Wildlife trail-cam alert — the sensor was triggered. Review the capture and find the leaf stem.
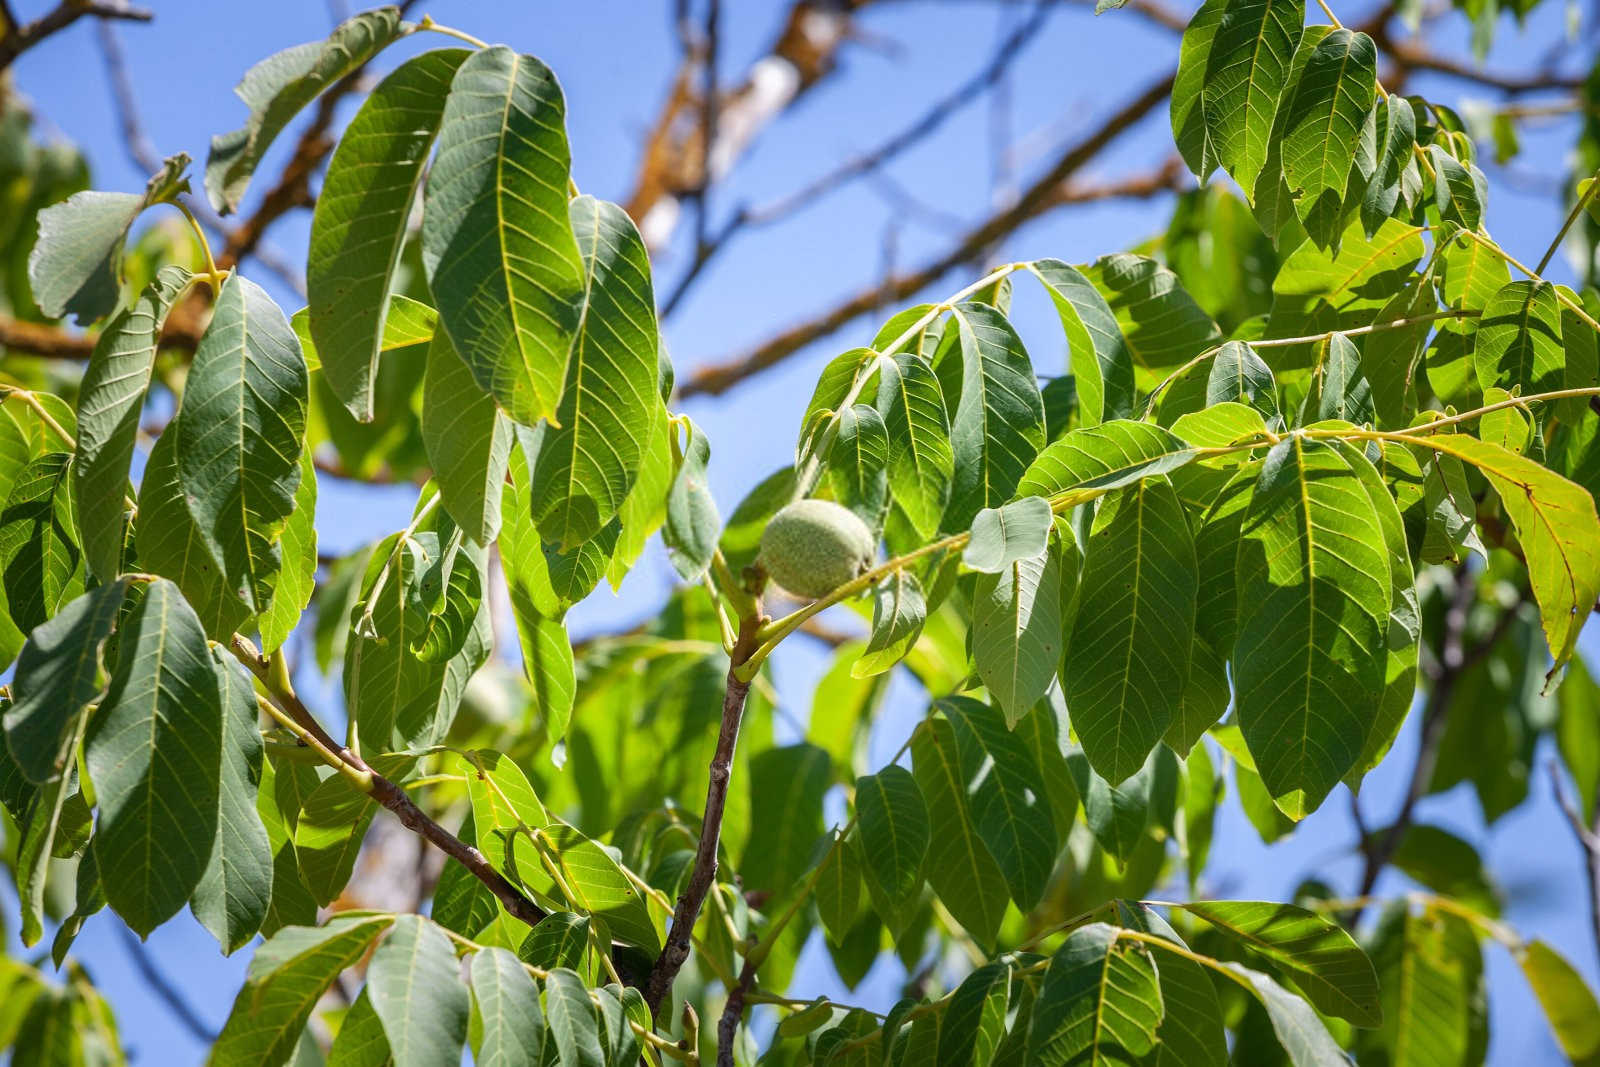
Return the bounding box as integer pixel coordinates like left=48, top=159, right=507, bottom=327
left=414, top=15, right=489, bottom=48
left=1536, top=165, right=1600, bottom=274
left=1464, top=228, right=1600, bottom=336
left=173, top=199, right=226, bottom=292
left=5, top=387, right=77, bottom=448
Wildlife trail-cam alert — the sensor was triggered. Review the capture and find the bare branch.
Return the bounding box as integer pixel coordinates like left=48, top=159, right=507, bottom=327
left=0, top=0, right=151, bottom=70
left=1374, top=28, right=1587, bottom=94
left=677, top=72, right=1175, bottom=399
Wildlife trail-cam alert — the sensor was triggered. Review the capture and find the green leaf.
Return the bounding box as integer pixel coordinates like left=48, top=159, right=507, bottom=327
left=74, top=266, right=191, bottom=580
left=422, top=46, right=585, bottom=428
left=1307, top=333, right=1373, bottom=424
left=368, top=915, right=470, bottom=1067
left=4, top=579, right=124, bottom=783
left=814, top=832, right=863, bottom=945
left=874, top=352, right=953, bottom=539
left=938, top=961, right=1011, bottom=1067
left=742, top=743, right=831, bottom=894
left=1233, top=436, right=1390, bottom=816
left=1280, top=29, right=1377, bottom=246
left=1168, top=634, right=1230, bottom=755
left=1364, top=902, right=1481, bottom=1067
left=545, top=968, right=604, bottom=1067
left=973, top=541, right=1062, bottom=727
left=0, top=452, right=82, bottom=634
left=206, top=9, right=409, bottom=213
left=422, top=332, right=512, bottom=545
left=175, top=273, right=309, bottom=614
left=521, top=607, right=576, bottom=744
left=938, top=302, right=1046, bottom=530
left=14, top=758, right=92, bottom=947
left=1016, top=420, right=1198, bottom=500
left=1207, top=341, right=1280, bottom=422
left=1180, top=899, right=1380, bottom=1025
left=853, top=570, right=926, bottom=678
left=1029, top=260, right=1135, bottom=425
left=1085, top=254, right=1223, bottom=374
left=1111, top=903, right=1227, bottom=1067
left=292, top=294, right=437, bottom=376
left=258, top=455, right=318, bottom=660
left=531, top=819, right=660, bottom=953
left=294, top=773, right=378, bottom=907
left=1067, top=744, right=1160, bottom=862
left=1268, top=218, right=1425, bottom=348
left=27, top=153, right=189, bottom=322
left=831, top=416, right=893, bottom=542
left=908, top=719, right=1009, bottom=949
left=1201, top=0, right=1304, bottom=194
left=662, top=419, right=720, bottom=580
left=1172, top=0, right=1227, bottom=179
left=1473, top=279, right=1565, bottom=396
left=937, top=696, right=1056, bottom=909
left=463, top=748, right=548, bottom=885
left=1429, top=145, right=1486, bottom=232
left=519, top=912, right=593, bottom=977
left=1430, top=434, right=1600, bottom=672
left=854, top=766, right=929, bottom=911
left=191, top=650, right=274, bottom=954
left=469, top=947, right=546, bottom=1067
left=528, top=196, right=662, bottom=548
left=328, top=990, right=391, bottom=1067
left=1067, top=478, right=1196, bottom=782
left=1026, top=923, right=1164, bottom=1064
left=210, top=914, right=394, bottom=1067
left=85, top=578, right=221, bottom=936
left=133, top=429, right=251, bottom=640
left=308, top=48, right=467, bottom=419
left=963, top=496, right=1052, bottom=573
left=1519, top=940, right=1600, bottom=1067
left=1382, top=824, right=1498, bottom=917
left=1362, top=94, right=1416, bottom=236
left=1224, top=962, right=1350, bottom=1067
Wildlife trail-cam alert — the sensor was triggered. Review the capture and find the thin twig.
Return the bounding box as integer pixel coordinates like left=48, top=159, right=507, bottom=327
left=1549, top=760, right=1600, bottom=974
left=677, top=71, right=1175, bottom=399
left=0, top=0, right=151, bottom=70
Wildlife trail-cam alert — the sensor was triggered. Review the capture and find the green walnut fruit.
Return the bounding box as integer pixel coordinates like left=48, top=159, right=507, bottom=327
left=758, top=499, right=877, bottom=599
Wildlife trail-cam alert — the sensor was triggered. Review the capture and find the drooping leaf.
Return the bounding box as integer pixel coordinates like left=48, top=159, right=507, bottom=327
left=293, top=772, right=378, bottom=907
left=207, top=9, right=409, bottom=213
left=964, top=496, right=1052, bottom=573
left=1201, top=0, right=1304, bottom=195
left=1429, top=435, right=1600, bottom=673
left=938, top=961, right=1012, bottom=1067
left=1362, top=94, right=1416, bottom=236
left=1473, top=279, right=1565, bottom=397
left=1519, top=940, right=1600, bottom=1067
left=469, top=947, right=546, bottom=1067
left=210, top=914, right=395, bottom=1067
left=1206, top=341, right=1280, bottom=422
left=328, top=990, right=391, bottom=1067
left=422, top=332, right=512, bottom=545
left=854, top=765, right=929, bottom=915
left=191, top=649, right=274, bottom=955
left=4, top=579, right=125, bottom=783
left=973, top=540, right=1062, bottom=727
left=828, top=403, right=891, bottom=531
left=938, top=302, right=1046, bottom=530
left=1181, top=899, right=1381, bottom=1025
left=1224, top=962, right=1351, bottom=1067
left=937, top=696, right=1056, bottom=909
left=1172, top=0, right=1229, bottom=179
left=1025, top=923, right=1164, bottom=1064
left=259, top=450, right=317, bottom=656
left=422, top=46, right=585, bottom=428
left=0, top=452, right=82, bottom=634
left=74, top=266, right=192, bottom=580
left=875, top=352, right=953, bottom=539
left=1029, top=260, right=1136, bottom=425
left=1429, top=144, right=1487, bottom=233
left=909, top=718, right=1009, bottom=950
left=545, top=968, right=604, bottom=1067
left=1307, top=333, right=1374, bottom=424
left=528, top=196, right=661, bottom=549
left=1280, top=29, right=1377, bottom=247
left=84, top=578, right=222, bottom=936
left=1067, top=744, right=1161, bottom=863
left=308, top=47, right=468, bottom=419
left=1066, top=478, right=1197, bottom=783
left=1233, top=436, right=1390, bottom=816
left=853, top=569, right=927, bottom=678
left=1364, top=902, right=1481, bottom=1067
left=662, top=419, right=720, bottom=579
left=367, top=915, right=471, bottom=1067
left=175, top=273, right=309, bottom=614
left=28, top=153, right=189, bottom=322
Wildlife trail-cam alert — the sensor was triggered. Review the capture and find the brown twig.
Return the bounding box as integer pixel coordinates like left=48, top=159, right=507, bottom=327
left=0, top=0, right=150, bottom=70
left=677, top=72, right=1175, bottom=399
left=716, top=959, right=757, bottom=1067
left=226, top=635, right=550, bottom=931
left=1550, top=760, right=1600, bottom=972
left=644, top=616, right=761, bottom=1020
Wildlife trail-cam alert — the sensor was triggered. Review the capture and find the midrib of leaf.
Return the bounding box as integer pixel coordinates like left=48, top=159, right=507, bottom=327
left=1295, top=436, right=1318, bottom=785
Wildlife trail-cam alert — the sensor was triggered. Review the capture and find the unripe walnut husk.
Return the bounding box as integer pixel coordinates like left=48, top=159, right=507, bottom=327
left=758, top=499, right=877, bottom=600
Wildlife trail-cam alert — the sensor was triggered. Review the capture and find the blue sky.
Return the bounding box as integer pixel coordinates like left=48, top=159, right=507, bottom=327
left=5, top=0, right=1599, bottom=1062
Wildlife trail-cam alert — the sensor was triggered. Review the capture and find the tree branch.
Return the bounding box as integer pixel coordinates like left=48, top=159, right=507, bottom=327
left=676, top=71, right=1175, bottom=399
left=644, top=616, right=761, bottom=1021
left=226, top=635, right=550, bottom=932
left=1550, top=760, right=1600, bottom=975
left=717, top=959, right=757, bottom=1067
left=0, top=0, right=150, bottom=70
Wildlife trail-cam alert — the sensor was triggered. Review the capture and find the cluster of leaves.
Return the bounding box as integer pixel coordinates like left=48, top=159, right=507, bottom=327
left=1, top=1, right=1600, bottom=1065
